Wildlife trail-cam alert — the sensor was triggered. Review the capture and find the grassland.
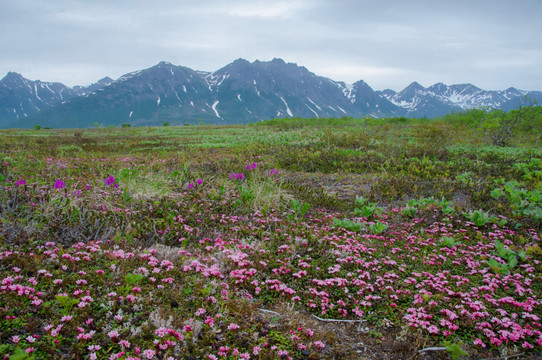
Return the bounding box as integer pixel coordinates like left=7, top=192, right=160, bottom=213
left=0, top=116, right=541, bottom=359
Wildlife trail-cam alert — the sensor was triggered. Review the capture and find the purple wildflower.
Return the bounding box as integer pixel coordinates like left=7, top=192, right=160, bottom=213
left=104, top=175, right=118, bottom=188
left=54, top=179, right=66, bottom=189
left=230, top=172, right=245, bottom=180
left=15, top=180, right=26, bottom=187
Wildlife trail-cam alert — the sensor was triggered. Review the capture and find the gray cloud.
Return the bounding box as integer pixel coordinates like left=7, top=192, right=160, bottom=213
left=1, top=0, right=541, bottom=91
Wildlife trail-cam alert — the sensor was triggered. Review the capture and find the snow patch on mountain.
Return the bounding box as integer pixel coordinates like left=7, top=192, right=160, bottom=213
left=280, top=96, right=293, bottom=117
left=212, top=100, right=221, bottom=118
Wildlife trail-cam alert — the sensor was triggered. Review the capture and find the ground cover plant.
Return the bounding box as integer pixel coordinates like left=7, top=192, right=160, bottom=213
left=1, top=115, right=541, bottom=359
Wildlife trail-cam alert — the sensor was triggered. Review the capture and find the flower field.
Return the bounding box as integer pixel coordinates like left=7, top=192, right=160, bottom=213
left=1, top=121, right=541, bottom=359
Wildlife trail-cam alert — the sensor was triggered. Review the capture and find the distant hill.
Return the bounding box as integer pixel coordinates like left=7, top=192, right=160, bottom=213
left=1, top=59, right=541, bottom=128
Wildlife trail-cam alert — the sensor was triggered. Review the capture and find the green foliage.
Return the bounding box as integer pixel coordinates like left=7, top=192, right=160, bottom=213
left=438, top=236, right=461, bottom=248
left=526, top=244, right=542, bottom=256
left=333, top=217, right=365, bottom=232
left=485, top=240, right=528, bottom=274
left=6, top=347, right=36, bottom=360
left=491, top=180, right=542, bottom=221
left=125, top=272, right=145, bottom=286
left=55, top=294, right=80, bottom=315
left=480, top=97, right=540, bottom=147
left=463, top=209, right=496, bottom=227
left=367, top=220, right=388, bottom=234
left=455, top=171, right=474, bottom=186
left=287, top=199, right=311, bottom=222
left=486, top=257, right=512, bottom=275
left=235, top=185, right=255, bottom=210
left=353, top=196, right=383, bottom=218
left=57, top=144, right=83, bottom=156
left=441, top=340, right=468, bottom=360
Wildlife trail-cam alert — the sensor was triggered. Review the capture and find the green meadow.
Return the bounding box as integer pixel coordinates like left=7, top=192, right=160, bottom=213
left=1, top=110, right=541, bottom=359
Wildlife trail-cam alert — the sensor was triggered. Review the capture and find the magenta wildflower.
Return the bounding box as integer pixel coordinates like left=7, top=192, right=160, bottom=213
left=230, top=172, right=245, bottom=180
left=54, top=179, right=66, bottom=189
left=104, top=175, right=118, bottom=188
left=15, top=179, right=26, bottom=187
left=196, top=178, right=203, bottom=185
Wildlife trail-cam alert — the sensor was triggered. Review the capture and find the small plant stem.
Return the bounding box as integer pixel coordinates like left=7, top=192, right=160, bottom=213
left=311, top=315, right=366, bottom=323
left=258, top=309, right=282, bottom=316
left=418, top=347, right=447, bottom=353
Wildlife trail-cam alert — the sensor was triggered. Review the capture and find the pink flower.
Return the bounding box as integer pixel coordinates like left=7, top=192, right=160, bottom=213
left=204, top=316, right=214, bottom=327
left=142, top=349, right=156, bottom=359
left=195, top=308, right=206, bottom=316
left=227, top=323, right=240, bottom=330
left=25, top=336, right=36, bottom=343
left=474, top=338, right=486, bottom=347
left=313, top=341, right=325, bottom=350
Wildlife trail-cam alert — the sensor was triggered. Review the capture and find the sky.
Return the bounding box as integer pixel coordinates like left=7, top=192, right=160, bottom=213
left=1, top=0, right=541, bottom=91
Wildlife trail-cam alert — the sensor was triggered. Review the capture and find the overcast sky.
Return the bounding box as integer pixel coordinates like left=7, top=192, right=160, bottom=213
left=1, top=0, right=541, bottom=91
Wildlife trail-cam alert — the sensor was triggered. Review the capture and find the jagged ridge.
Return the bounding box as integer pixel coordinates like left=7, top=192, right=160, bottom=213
left=1, top=59, right=540, bottom=128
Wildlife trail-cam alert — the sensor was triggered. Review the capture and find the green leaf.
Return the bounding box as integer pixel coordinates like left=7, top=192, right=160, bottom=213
left=508, top=256, right=518, bottom=269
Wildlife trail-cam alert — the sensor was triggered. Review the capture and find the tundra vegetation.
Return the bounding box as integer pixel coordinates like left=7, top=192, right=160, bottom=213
left=1, top=108, right=542, bottom=359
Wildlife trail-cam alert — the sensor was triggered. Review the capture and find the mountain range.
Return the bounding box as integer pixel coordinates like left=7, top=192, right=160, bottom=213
left=1, top=58, right=540, bottom=128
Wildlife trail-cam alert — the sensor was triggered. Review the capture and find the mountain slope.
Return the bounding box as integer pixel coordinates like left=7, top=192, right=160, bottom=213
left=208, top=58, right=381, bottom=122
left=0, top=72, right=79, bottom=126
left=22, top=59, right=406, bottom=128
left=379, top=82, right=537, bottom=118
left=0, top=72, right=113, bottom=127
left=24, top=62, right=218, bottom=128
left=2, top=59, right=540, bottom=128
